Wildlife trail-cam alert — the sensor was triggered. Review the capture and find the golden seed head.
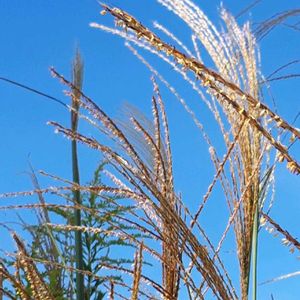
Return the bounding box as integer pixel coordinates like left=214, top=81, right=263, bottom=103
left=277, top=153, right=285, bottom=163
left=290, top=134, right=296, bottom=143
left=286, top=161, right=299, bottom=174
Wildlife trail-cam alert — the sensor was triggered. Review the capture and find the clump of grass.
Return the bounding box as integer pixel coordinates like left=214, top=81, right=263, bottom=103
left=0, top=1, right=299, bottom=299
left=91, top=3, right=299, bottom=298
left=49, top=68, right=236, bottom=299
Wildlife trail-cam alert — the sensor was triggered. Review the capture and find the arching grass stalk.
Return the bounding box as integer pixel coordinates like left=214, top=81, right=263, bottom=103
left=71, top=48, right=84, bottom=300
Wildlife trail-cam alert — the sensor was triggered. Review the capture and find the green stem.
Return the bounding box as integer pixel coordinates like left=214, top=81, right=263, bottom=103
left=71, top=48, right=84, bottom=300
left=251, top=203, right=259, bottom=300
left=72, top=139, right=84, bottom=300
left=250, top=167, right=273, bottom=299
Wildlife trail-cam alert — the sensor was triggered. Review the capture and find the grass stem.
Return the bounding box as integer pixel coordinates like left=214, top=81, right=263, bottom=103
left=71, top=48, right=85, bottom=300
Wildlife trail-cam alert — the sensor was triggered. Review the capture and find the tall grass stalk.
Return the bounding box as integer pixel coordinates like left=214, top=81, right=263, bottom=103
left=71, top=49, right=84, bottom=300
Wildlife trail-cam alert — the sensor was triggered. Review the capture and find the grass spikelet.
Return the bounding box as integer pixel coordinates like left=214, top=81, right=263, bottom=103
left=131, top=242, right=143, bottom=300
left=0, top=261, right=31, bottom=300
left=12, top=233, right=55, bottom=300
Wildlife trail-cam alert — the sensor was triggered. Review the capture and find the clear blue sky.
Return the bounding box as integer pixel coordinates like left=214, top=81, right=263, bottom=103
left=1, top=0, right=299, bottom=298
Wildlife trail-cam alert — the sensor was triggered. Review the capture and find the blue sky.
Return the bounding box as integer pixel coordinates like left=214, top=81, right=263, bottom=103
left=1, top=0, right=300, bottom=298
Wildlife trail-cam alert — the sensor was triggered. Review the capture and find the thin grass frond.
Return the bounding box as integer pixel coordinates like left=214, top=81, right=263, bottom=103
left=261, top=212, right=300, bottom=253
left=255, top=9, right=300, bottom=40
left=260, top=270, right=300, bottom=285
